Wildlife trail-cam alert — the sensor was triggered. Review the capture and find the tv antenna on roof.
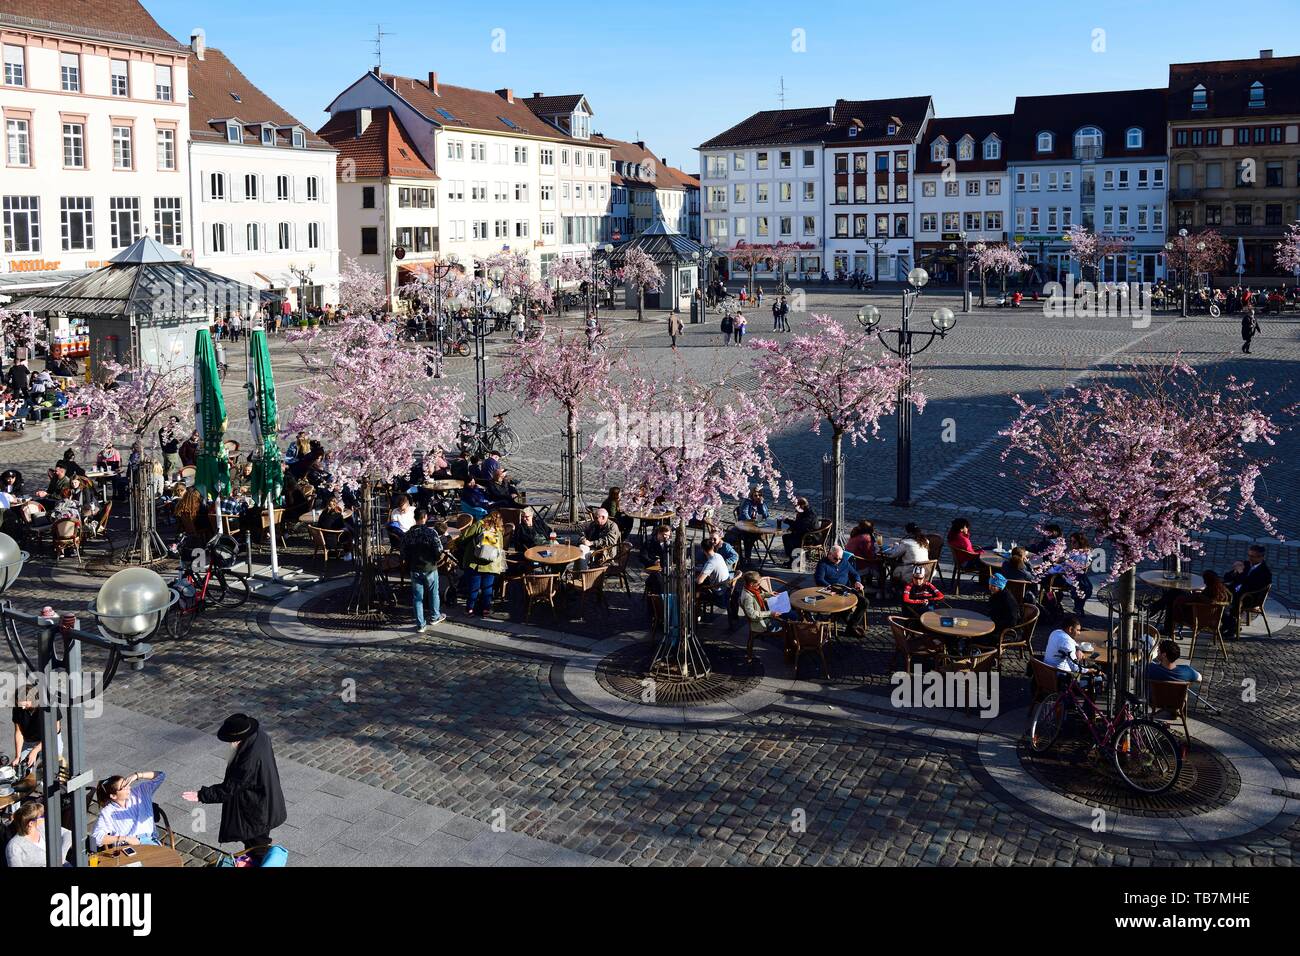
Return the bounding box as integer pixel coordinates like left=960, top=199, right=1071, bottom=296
left=778, top=76, right=786, bottom=109
left=373, top=24, right=394, bottom=73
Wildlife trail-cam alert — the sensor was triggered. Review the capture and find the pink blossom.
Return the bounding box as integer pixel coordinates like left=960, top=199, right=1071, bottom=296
left=1275, top=222, right=1300, bottom=274
left=74, top=358, right=188, bottom=455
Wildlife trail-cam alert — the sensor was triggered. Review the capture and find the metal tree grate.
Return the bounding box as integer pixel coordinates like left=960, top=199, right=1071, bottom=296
left=297, top=588, right=398, bottom=632
left=1016, top=733, right=1240, bottom=817
left=596, top=642, right=763, bottom=707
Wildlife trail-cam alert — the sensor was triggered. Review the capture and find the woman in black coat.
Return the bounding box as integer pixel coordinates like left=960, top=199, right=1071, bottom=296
left=182, top=714, right=287, bottom=855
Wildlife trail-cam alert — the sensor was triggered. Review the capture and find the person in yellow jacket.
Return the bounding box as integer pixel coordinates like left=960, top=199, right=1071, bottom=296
left=459, top=507, right=507, bottom=618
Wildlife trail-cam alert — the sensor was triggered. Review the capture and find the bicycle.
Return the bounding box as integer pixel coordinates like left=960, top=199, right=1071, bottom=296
left=163, top=534, right=249, bottom=639
left=1028, top=669, right=1182, bottom=794
left=456, top=412, right=518, bottom=458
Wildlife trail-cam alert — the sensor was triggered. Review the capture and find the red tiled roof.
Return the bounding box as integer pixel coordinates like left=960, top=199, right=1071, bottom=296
left=699, top=106, right=835, bottom=149
left=317, top=108, right=437, bottom=180
left=378, top=73, right=579, bottom=143
left=0, top=0, right=183, bottom=48
left=189, top=47, right=330, bottom=149
left=1008, top=88, right=1167, bottom=161
left=914, top=114, right=1013, bottom=173
left=593, top=133, right=685, bottom=190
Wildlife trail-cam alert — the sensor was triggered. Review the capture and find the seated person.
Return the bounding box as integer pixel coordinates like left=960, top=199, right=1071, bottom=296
left=4, top=800, right=72, bottom=868
left=900, top=565, right=945, bottom=618
left=317, top=497, right=354, bottom=561
left=581, top=508, right=622, bottom=560
left=58, top=449, right=86, bottom=479
left=1223, top=544, right=1272, bottom=624
left=469, top=454, right=501, bottom=485
left=601, top=486, right=635, bottom=540
left=511, top=507, right=553, bottom=562
left=0, top=468, right=23, bottom=496
left=1001, top=547, right=1039, bottom=603
left=484, top=468, right=522, bottom=506
left=813, top=545, right=868, bottom=635
left=778, top=497, right=820, bottom=565
left=1169, top=569, right=1230, bottom=628
left=735, top=487, right=770, bottom=565
left=460, top=479, right=494, bottom=513
left=886, top=524, right=931, bottom=585
left=1042, top=615, right=1098, bottom=688
left=36, top=463, right=71, bottom=501
left=389, top=494, right=416, bottom=536
left=91, top=771, right=167, bottom=849
left=738, top=570, right=784, bottom=635
left=1145, top=639, right=1202, bottom=685
left=987, top=573, right=1022, bottom=633
left=641, top=524, right=672, bottom=594
left=697, top=530, right=738, bottom=576
left=694, top=539, right=731, bottom=615
left=845, top=520, right=877, bottom=562
left=445, top=452, right=471, bottom=482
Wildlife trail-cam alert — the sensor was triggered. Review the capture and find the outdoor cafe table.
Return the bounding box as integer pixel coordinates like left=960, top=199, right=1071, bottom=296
left=524, top=544, right=584, bottom=569
left=625, top=509, right=674, bottom=536
left=791, top=587, right=858, bottom=619
left=1138, top=570, right=1205, bottom=593
left=84, top=469, right=117, bottom=503
left=980, top=552, right=1006, bottom=570
left=1078, top=628, right=1112, bottom=667
left=919, top=610, right=996, bottom=643
left=734, top=519, right=780, bottom=566
left=90, top=845, right=184, bottom=868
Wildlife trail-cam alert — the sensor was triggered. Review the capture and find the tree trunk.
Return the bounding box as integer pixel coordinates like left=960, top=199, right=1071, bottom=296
left=637, top=289, right=644, bottom=321
left=650, top=519, right=710, bottom=680
left=347, top=477, right=392, bottom=614
left=564, top=409, right=579, bottom=523
left=121, top=456, right=166, bottom=566
left=1115, top=566, right=1137, bottom=711
left=980, top=269, right=987, bottom=307
left=828, top=430, right=845, bottom=545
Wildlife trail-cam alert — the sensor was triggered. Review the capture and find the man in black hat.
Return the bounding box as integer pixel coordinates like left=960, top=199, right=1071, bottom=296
left=181, top=714, right=287, bottom=858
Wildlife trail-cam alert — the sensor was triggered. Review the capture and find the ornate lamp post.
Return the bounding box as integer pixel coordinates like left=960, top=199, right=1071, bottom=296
left=857, top=267, right=956, bottom=506
left=590, top=243, right=614, bottom=320
left=289, top=262, right=315, bottom=327
left=426, top=258, right=456, bottom=380
left=971, top=240, right=988, bottom=306
left=448, top=287, right=512, bottom=429
left=0, top=536, right=174, bottom=867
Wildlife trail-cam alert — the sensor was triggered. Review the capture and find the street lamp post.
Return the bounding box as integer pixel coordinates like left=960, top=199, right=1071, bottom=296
left=972, top=241, right=987, bottom=307
left=590, top=243, right=613, bottom=322
left=857, top=267, right=956, bottom=507
left=0, top=538, right=174, bottom=867
left=449, top=286, right=512, bottom=429
left=427, top=258, right=456, bottom=380
left=289, top=262, right=315, bottom=328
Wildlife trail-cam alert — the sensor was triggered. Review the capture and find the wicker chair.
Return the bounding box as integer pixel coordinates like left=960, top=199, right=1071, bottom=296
left=976, top=605, right=1039, bottom=667
left=888, top=615, right=944, bottom=673
left=522, top=573, right=559, bottom=622
left=607, top=541, right=633, bottom=592
left=799, top=520, right=834, bottom=566
left=565, top=567, right=608, bottom=616
left=1236, top=585, right=1273, bottom=639
left=309, top=524, right=349, bottom=563
left=82, top=501, right=114, bottom=560
left=1148, top=679, right=1192, bottom=750
left=923, top=533, right=944, bottom=563
left=785, top=619, right=832, bottom=679
left=51, top=518, right=83, bottom=563
left=1029, top=657, right=1062, bottom=708
left=1003, top=578, right=1034, bottom=608
left=1181, top=601, right=1230, bottom=661
left=947, top=543, right=983, bottom=594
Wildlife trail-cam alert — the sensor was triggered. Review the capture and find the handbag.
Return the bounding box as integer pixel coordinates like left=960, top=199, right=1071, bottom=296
left=476, top=542, right=500, bottom=563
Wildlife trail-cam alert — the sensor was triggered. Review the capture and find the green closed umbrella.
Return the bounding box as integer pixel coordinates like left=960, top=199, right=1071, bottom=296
left=246, top=328, right=283, bottom=577
left=193, top=328, right=230, bottom=503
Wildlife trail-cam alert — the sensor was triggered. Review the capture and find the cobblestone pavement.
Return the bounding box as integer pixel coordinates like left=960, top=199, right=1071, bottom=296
left=5, top=283, right=1299, bottom=865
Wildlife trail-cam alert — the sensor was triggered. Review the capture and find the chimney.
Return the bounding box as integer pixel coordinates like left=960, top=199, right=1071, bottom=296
left=661, top=157, right=668, bottom=167
left=428, top=71, right=439, bottom=95
left=828, top=106, right=834, bottom=123
left=190, top=27, right=206, bottom=61
left=384, top=76, right=396, bottom=90
left=495, top=88, right=514, bottom=104
left=357, top=108, right=373, bottom=136
left=1260, top=49, right=1274, bottom=59
left=635, top=140, right=645, bottom=150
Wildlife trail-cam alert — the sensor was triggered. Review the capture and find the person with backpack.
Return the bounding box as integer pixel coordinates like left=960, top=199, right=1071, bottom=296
left=403, top=508, right=446, bottom=632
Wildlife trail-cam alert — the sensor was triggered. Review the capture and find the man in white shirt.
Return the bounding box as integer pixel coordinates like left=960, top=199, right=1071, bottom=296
left=696, top=539, right=731, bottom=586
left=1043, top=614, right=1085, bottom=673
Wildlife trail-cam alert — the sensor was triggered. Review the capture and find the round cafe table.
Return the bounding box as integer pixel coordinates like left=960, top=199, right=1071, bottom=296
left=980, top=552, right=1006, bottom=569
left=422, top=480, right=465, bottom=492
left=1138, top=570, right=1205, bottom=592
left=1077, top=628, right=1112, bottom=667
left=791, top=587, right=858, bottom=617
left=524, top=544, right=584, bottom=568
left=91, top=844, right=184, bottom=868
left=626, top=510, right=674, bottom=536
left=734, top=519, right=780, bottom=566
left=920, top=610, right=996, bottom=642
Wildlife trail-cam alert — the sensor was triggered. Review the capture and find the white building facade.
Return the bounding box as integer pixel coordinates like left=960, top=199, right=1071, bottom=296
left=186, top=31, right=338, bottom=311
left=1, top=2, right=191, bottom=304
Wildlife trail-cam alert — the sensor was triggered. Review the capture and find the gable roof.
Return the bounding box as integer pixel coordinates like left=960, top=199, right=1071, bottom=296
left=317, top=108, right=437, bottom=180
left=522, top=93, right=587, bottom=117
left=824, top=95, right=933, bottom=145
left=699, top=106, right=836, bottom=149
left=915, top=113, right=1013, bottom=173
left=189, top=47, right=331, bottom=149
left=0, top=0, right=184, bottom=50
left=376, top=73, right=582, bottom=143
left=1168, top=54, right=1300, bottom=121
left=1008, top=88, right=1167, bottom=161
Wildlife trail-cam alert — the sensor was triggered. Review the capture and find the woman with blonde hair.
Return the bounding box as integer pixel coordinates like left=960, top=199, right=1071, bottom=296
left=459, top=507, right=507, bottom=618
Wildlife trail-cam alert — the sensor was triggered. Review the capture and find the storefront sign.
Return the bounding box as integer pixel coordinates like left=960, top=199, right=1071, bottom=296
left=7, top=258, right=61, bottom=272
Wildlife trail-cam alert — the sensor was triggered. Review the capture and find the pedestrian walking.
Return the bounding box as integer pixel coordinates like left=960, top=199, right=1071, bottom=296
left=771, top=298, right=781, bottom=331
left=668, top=312, right=683, bottom=350
left=1241, top=308, right=1260, bottom=354
left=404, top=508, right=446, bottom=632
left=756, top=286, right=764, bottom=308
left=720, top=310, right=734, bottom=346
left=181, top=714, right=287, bottom=861
left=779, top=297, right=791, bottom=332
left=733, top=312, right=747, bottom=346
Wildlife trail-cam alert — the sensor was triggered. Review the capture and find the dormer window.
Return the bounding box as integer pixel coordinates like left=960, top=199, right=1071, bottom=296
left=957, top=136, right=974, bottom=161
left=1248, top=81, right=1264, bottom=108
left=1036, top=131, right=1054, bottom=153
left=1073, top=126, right=1103, bottom=159
left=225, top=122, right=241, bottom=144
left=1191, top=84, right=1207, bottom=110
left=292, top=129, right=305, bottom=149
left=848, top=126, right=858, bottom=138
left=931, top=139, right=948, bottom=162
left=1125, top=127, right=1143, bottom=149
left=261, top=126, right=274, bottom=146
left=886, top=123, right=898, bottom=135
left=983, top=136, right=1000, bottom=160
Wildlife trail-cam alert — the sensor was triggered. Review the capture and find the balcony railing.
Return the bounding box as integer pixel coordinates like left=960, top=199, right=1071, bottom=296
left=1074, top=145, right=1103, bottom=161
left=703, top=166, right=729, bottom=180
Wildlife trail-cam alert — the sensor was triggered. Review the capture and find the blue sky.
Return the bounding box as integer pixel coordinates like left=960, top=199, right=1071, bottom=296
left=147, top=0, right=1299, bottom=173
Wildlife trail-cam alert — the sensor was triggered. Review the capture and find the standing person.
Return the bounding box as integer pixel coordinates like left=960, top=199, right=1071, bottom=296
left=404, top=508, right=446, bottom=633
left=771, top=297, right=782, bottom=331
left=720, top=310, right=734, bottom=346
left=158, top=416, right=183, bottom=480
left=1241, top=308, right=1260, bottom=354
left=181, top=714, right=287, bottom=860
left=733, top=311, right=747, bottom=346
left=779, top=297, right=791, bottom=332
left=668, top=311, right=683, bottom=351
left=459, top=507, right=506, bottom=618
left=756, top=285, right=764, bottom=308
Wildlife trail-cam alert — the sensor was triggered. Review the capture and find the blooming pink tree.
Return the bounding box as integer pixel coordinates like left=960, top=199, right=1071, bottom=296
left=1275, top=222, right=1300, bottom=275
left=493, top=329, right=617, bottom=521
left=400, top=257, right=463, bottom=315
left=971, top=242, right=1030, bottom=301
left=750, top=314, right=921, bottom=539
left=338, top=255, right=389, bottom=318
left=1063, top=226, right=1126, bottom=283
left=548, top=255, right=589, bottom=316
left=1166, top=228, right=1232, bottom=282
left=477, top=251, right=552, bottom=315
left=596, top=368, right=783, bottom=677
left=288, top=316, right=464, bottom=609
left=616, top=247, right=664, bottom=321
left=1001, top=360, right=1284, bottom=687
left=73, top=357, right=189, bottom=563
left=0, top=308, right=48, bottom=362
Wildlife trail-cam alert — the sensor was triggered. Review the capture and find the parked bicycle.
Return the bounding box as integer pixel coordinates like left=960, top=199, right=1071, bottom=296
left=456, top=411, right=518, bottom=458
left=163, top=534, right=249, bottom=639
left=1029, top=671, right=1182, bottom=794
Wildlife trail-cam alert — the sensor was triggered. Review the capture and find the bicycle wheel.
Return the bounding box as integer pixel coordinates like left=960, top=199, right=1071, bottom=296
left=454, top=341, right=470, bottom=357
left=495, top=426, right=518, bottom=456
left=163, top=584, right=198, bottom=639
left=1209, top=303, right=1221, bottom=318
left=1028, top=693, right=1065, bottom=752
left=1112, top=719, right=1182, bottom=794
left=212, top=571, right=250, bottom=609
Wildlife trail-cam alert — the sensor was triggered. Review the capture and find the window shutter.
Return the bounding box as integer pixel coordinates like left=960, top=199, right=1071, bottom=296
left=294, top=176, right=307, bottom=203
left=200, top=173, right=210, bottom=202
left=200, top=222, right=209, bottom=255
left=233, top=221, right=246, bottom=254
left=230, top=171, right=242, bottom=202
